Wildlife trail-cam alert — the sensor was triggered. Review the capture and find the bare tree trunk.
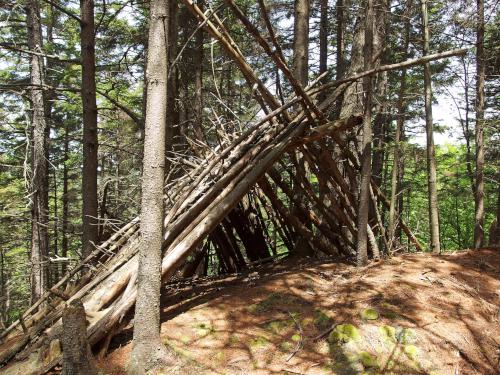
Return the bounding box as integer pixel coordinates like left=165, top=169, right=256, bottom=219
left=81, top=0, right=99, bottom=259
left=26, top=0, right=49, bottom=302
left=388, top=10, right=410, bottom=252
left=61, top=300, right=97, bottom=375
left=128, top=0, right=175, bottom=372
left=490, top=183, right=500, bottom=246
left=292, top=0, right=309, bottom=86
left=319, top=0, right=328, bottom=77
left=336, top=0, right=344, bottom=80
left=421, top=0, right=440, bottom=254
left=461, top=59, right=475, bottom=194
left=62, top=122, right=70, bottom=275
left=291, top=0, right=312, bottom=255
left=356, top=0, right=374, bottom=266
left=193, top=0, right=205, bottom=144
left=474, top=0, right=485, bottom=249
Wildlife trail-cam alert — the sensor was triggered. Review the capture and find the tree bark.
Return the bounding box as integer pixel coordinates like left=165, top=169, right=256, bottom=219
left=81, top=0, right=99, bottom=259
left=26, top=0, right=50, bottom=303
left=421, top=0, right=441, bottom=253
left=356, top=0, right=374, bottom=266
left=62, top=122, right=70, bottom=275
left=61, top=299, right=97, bottom=375
left=388, top=10, right=410, bottom=253
left=336, top=0, right=344, bottom=80
left=319, top=0, right=328, bottom=77
left=474, top=0, right=485, bottom=249
left=193, top=0, right=205, bottom=144
left=128, top=0, right=175, bottom=372
left=292, top=0, right=309, bottom=86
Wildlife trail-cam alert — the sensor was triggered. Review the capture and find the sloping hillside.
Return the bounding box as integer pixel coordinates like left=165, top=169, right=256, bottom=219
left=99, top=249, right=499, bottom=375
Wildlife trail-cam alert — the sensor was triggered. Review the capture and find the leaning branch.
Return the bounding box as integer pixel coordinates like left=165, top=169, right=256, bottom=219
left=42, top=0, right=82, bottom=24
left=311, top=48, right=468, bottom=95
left=0, top=43, right=80, bottom=64
left=96, top=89, right=144, bottom=128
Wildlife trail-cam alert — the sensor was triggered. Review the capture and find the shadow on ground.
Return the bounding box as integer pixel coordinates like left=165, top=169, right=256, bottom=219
left=101, top=249, right=500, bottom=375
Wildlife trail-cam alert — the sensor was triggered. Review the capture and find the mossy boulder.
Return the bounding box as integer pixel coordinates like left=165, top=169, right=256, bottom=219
left=360, top=308, right=379, bottom=320
left=328, top=324, right=361, bottom=344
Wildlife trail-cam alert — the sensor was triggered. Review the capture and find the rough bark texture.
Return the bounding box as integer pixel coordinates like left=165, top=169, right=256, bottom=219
left=474, top=0, right=485, bottom=249
left=128, top=0, right=175, bottom=372
left=421, top=0, right=440, bottom=253
left=61, top=299, right=97, bottom=375
left=292, top=0, right=309, bottom=86
left=388, top=10, right=410, bottom=252
left=26, top=0, right=49, bottom=303
left=319, top=0, right=328, bottom=77
left=356, top=0, right=374, bottom=266
left=193, top=0, right=205, bottom=145
left=81, top=0, right=99, bottom=259
left=335, top=0, right=344, bottom=80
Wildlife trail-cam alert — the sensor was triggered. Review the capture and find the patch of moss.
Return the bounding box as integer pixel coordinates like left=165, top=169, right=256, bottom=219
left=280, top=341, right=294, bottom=351
left=360, top=308, right=379, bottom=320
left=379, top=325, right=397, bottom=343
left=249, top=336, right=269, bottom=348
left=314, top=309, right=333, bottom=330
left=246, top=304, right=258, bottom=313
left=404, top=345, right=418, bottom=360
left=266, top=319, right=292, bottom=334
left=301, top=317, right=314, bottom=327
left=328, top=324, right=360, bottom=344
left=180, top=335, right=191, bottom=344
left=229, top=335, right=240, bottom=345
left=215, top=351, right=226, bottom=362
left=195, top=322, right=216, bottom=336
left=398, top=327, right=417, bottom=344
left=358, top=351, right=378, bottom=368
left=381, top=308, right=399, bottom=320
left=291, top=333, right=301, bottom=342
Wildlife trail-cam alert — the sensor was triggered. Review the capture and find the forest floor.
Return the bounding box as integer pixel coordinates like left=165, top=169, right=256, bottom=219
left=99, top=249, right=500, bottom=375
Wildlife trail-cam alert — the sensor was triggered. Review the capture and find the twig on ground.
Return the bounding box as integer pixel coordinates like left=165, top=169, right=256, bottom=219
left=285, top=310, right=304, bottom=362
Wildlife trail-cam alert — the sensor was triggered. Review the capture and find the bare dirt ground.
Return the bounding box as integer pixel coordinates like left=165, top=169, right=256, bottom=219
left=100, top=249, right=500, bottom=375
